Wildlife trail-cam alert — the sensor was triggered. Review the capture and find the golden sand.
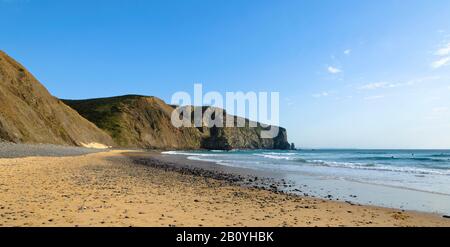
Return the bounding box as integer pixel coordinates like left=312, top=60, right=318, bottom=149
left=0, top=150, right=448, bottom=227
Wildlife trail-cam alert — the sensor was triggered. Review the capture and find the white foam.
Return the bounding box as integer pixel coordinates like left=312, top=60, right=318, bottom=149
left=305, top=159, right=450, bottom=176
left=254, top=153, right=296, bottom=160
left=162, top=151, right=220, bottom=157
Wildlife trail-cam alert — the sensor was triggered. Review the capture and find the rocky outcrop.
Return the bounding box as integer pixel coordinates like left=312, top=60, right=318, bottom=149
left=0, top=51, right=114, bottom=147
left=199, top=114, right=291, bottom=150
left=64, top=95, right=291, bottom=150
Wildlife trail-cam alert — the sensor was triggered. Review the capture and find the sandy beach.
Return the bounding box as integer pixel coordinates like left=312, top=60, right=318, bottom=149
left=0, top=148, right=449, bottom=227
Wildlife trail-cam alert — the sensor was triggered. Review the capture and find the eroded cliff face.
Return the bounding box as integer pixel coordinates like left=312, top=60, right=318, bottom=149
left=0, top=51, right=291, bottom=150
left=64, top=96, right=203, bottom=149
left=0, top=51, right=114, bottom=147
left=64, top=96, right=291, bottom=150
left=199, top=114, right=290, bottom=150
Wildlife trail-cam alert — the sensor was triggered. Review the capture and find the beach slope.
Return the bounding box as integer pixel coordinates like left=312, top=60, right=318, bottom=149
left=0, top=150, right=448, bottom=227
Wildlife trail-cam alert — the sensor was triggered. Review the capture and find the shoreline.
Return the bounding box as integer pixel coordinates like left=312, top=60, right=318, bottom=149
left=129, top=151, right=450, bottom=216
left=0, top=149, right=449, bottom=226
left=158, top=150, right=450, bottom=215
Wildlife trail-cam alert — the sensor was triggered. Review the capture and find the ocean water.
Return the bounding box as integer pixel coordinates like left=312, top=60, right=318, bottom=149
left=163, top=149, right=450, bottom=214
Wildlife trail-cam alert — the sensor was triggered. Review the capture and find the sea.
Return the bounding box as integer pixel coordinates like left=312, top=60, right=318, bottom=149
left=163, top=149, right=450, bottom=214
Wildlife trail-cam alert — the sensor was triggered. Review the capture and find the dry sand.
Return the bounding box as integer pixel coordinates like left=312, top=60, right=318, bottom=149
left=0, top=150, right=449, bottom=227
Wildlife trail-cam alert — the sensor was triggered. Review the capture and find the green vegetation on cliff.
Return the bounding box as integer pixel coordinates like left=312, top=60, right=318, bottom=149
left=0, top=50, right=291, bottom=150
left=64, top=96, right=291, bottom=150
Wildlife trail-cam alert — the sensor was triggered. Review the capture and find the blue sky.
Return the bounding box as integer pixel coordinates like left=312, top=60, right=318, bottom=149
left=1, top=0, right=450, bottom=149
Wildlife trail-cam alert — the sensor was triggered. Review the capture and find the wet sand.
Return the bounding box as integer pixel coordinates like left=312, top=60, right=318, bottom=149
left=0, top=149, right=449, bottom=226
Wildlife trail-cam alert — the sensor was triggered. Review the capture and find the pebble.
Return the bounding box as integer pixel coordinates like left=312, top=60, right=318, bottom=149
left=0, top=142, right=102, bottom=158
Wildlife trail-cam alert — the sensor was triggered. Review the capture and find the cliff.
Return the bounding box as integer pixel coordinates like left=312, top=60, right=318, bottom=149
left=64, top=96, right=203, bottom=149
left=0, top=51, right=114, bottom=147
left=64, top=96, right=291, bottom=150
left=0, top=50, right=291, bottom=150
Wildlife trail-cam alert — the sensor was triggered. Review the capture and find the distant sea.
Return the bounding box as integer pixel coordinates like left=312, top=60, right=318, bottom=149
left=163, top=149, right=450, bottom=214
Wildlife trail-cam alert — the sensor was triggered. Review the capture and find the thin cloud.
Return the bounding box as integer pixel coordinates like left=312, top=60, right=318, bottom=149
left=359, top=76, right=441, bottom=90
left=312, top=92, right=330, bottom=98
left=432, top=106, right=448, bottom=113
left=435, top=43, right=450, bottom=56
left=408, top=76, right=441, bottom=84
left=364, top=95, right=385, bottom=100
left=344, top=49, right=351, bottom=55
left=327, top=66, right=342, bottom=74
left=431, top=42, right=450, bottom=69
left=431, top=56, right=450, bottom=69
left=359, top=82, right=390, bottom=90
